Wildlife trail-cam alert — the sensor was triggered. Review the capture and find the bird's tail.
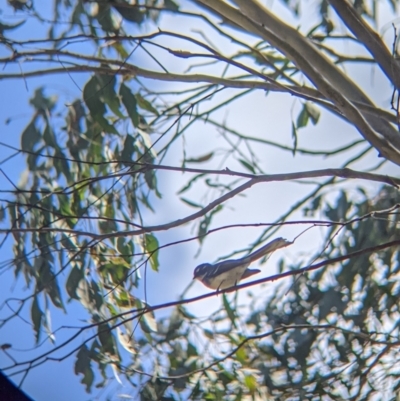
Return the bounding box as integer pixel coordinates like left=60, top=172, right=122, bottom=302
left=241, top=268, right=261, bottom=279
left=246, top=237, right=292, bottom=263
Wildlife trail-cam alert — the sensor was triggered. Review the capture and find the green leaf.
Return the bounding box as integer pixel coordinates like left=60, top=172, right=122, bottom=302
left=185, top=152, right=214, bottom=163
left=98, top=322, right=117, bottom=356
left=0, top=207, right=6, bottom=222
left=244, top=375, right=257, bottom=393
left=139, top=192, right=155, bottom=212
left=136, top=300, right=158, bottom=333
left=21, top=122, right=41, bottom=151
left=296, top=104, right=309, bottom=128
left=138, top=129, right=157, bottom=158
left=116, top=237, right=134, bottom=260
left=291, top=122, right=298, bottom=156
left=96, top=74, right=124, bottom=118
left=142, top=310, right=158, bottom=334
left=43, top=123, right=56, bottom=147
left=46, top=277, right=65, bottom=311
left=180, top=198, right=203, bottom=208
left=83, top=76, right=106, bottom=117
left=223, top=293, right=237, bottom=328
left=178, top=173, right=206, bottom=194
left=112, top=41, right=129, bottom=59
left=179, top=306, right=196, bottom=320
left=75, top=344, right=94, bottom=393
left=145, top=233, right=159, bottom=271
left=38, top=262, right=65, bottom=311
left=144, top=167, right=157, bottom=190
left=29, top=87, right=57, bottom=112
left=59, top=195, right=78, bottom=228
left=113, top=1, right=145, bottom=23
left=117, top=327, right=136, bottom=354
left=135, top=93, right=159, bottom=116
left=95, top=3, right=120, bottom=33
left=236, top=346, right=247, bottom=364
left=305, top=102, right=320, bottom=125
left=121, top=134, right=136, bottom=165
left=119, top=84, right=139, bottom=127
left=95, top=114, right=119, bottom=135
left=238, top=159, right=256, bottom=174
left=31, top=296, right=43, bottom=344
left=164, top=0, right=179, bottom=11
left=197, top=205, right=223, bottom=243
left=0, top=19, right=25, bottom=34
left=336, top=190, right=350, bottom=220
left=66, top=266, right=84, bottom=300
left=8, top=0, right=31, bottom=11
left=54, top=149, right=72, bottom=181
left=42, top=308, right=55, bottom=343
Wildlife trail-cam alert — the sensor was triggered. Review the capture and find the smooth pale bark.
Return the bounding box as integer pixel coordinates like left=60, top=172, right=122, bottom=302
left=194, top=0, right=400, bottom=166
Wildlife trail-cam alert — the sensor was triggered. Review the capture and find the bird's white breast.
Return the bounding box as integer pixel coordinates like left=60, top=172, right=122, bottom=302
left=207, top=264, right=249, bottom=290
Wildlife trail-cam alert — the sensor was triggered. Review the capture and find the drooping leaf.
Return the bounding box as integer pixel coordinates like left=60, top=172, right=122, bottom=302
left=145, top=233, right=159, bottom=272
left=21, top=121, right=41, bottom=151
left=238, top=159, right=256, bottom=174
left=178, top=173, right=206, bottom=194
left=185, top=152, right=214, bottom=163
left=31, top=295, right=43, bottom=344
left=296, top=104, right=309, bottom=128
left=95, top=3, right=120, bottom=33
left=112, top=0, right=145, bottom=24
left=136, top=299, right=158, bottom=333
left=117, top=327, right=136, bottom=354
left=96, top=74, right=124, bottom=118
left=180, top=198, right=203, bottom=209
left=66, top=265, right=84, bottom=300
left=197, top=205, right=223, bottom=243
left=164, top=0, right=179, bottom=11
left=119, top=84, right=139, bottom=127
left=244, top=375, right=257, bottom=394
left=291, top=122, right=298, bottom=156
left=75, top=344, right=94, bottom=393
left=0, top=19, right=25, bottom=34
left=29, top=87, right=57, bottom=113
left=83, top=76, right=106, bottom=118
left=43, top=123, right=56, bottom=148
left=135, top=93, right=159, bottom=116
left=98, top=322, right=118, bottom=356
left=305, top=102, right=320, bottom=125
left=42, top=307, right=55, bottom=343
left=223, top=293, right=237, bottom=328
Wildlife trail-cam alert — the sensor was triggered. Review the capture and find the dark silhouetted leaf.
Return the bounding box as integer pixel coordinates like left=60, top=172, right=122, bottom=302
left=238, top=159, right=256, bottom=174
left=136, top=93, right=159, bottom=116
left=31, top=296, right=43, bottom=344
left=21, top=122, right=41, bottom=151
left=75, top=344, right=94, bottom=393
left=120, top=83, right=139, bottom=127
left=185, top=152, right=214, bottom=163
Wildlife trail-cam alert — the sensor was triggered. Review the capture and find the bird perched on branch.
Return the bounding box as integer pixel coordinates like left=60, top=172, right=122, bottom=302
left=193, top=237, right=292, bottom=290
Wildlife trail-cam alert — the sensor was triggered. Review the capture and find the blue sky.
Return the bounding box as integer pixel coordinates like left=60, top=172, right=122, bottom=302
left=1, top=1, right=400, bottom=400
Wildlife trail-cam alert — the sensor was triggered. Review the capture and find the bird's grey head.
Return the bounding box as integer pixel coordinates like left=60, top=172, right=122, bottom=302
left=193, top=263, right=212, bottom=280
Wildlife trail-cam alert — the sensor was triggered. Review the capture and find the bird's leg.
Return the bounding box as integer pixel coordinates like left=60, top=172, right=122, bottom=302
left=217, top=280, right=225, bottom=294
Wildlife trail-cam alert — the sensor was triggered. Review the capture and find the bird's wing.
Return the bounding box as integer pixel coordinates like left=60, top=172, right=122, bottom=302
left=205, top=258, right=250, bottom=278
